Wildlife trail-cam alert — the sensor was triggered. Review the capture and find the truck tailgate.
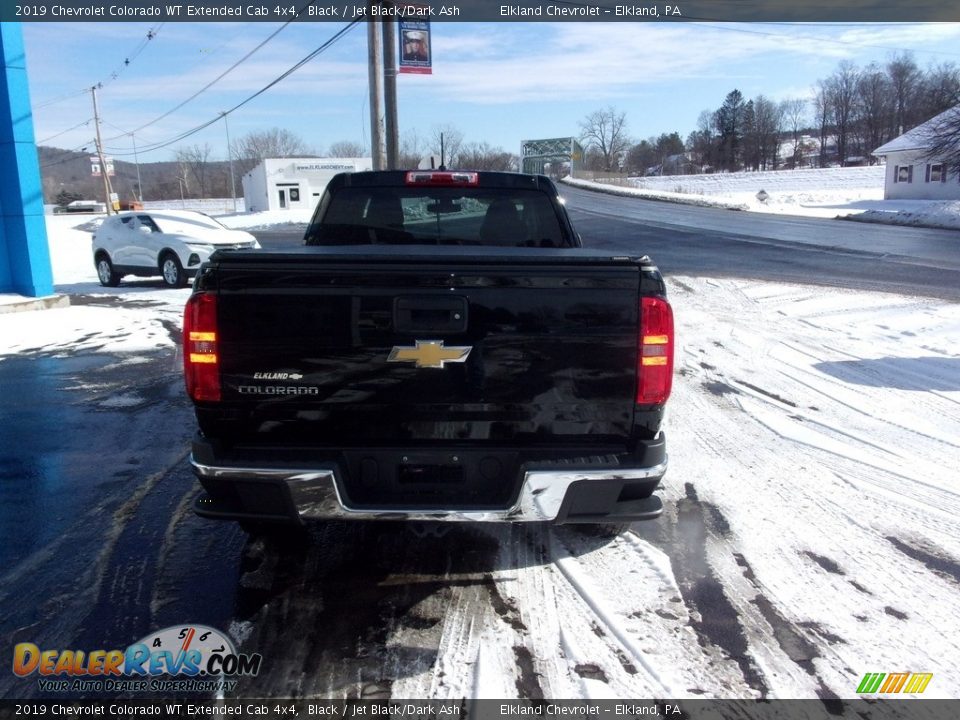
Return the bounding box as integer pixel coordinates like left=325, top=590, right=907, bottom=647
left=202, top=247, right=642, bottom=448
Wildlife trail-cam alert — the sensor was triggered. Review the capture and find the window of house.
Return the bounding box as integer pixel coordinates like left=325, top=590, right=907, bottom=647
left=289, top=188, right=300, bottom=202
left=895, top=165, right=912, bottom=183
left=927, top=164, right=944, bottom=183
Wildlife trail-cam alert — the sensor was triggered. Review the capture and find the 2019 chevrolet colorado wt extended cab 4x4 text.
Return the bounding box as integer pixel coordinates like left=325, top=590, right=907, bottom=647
left=184, top=170, right=674, bottom=534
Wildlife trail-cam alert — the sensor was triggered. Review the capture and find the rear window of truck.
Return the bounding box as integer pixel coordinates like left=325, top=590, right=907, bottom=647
left=305, top=187, right=572, bottom=248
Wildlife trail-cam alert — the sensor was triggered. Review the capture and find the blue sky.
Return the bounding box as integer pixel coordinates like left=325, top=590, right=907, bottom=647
left=23, top=21, right=960, bottom=164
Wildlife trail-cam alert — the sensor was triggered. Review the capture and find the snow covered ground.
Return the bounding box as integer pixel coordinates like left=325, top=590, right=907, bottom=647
left=3, top=213, right=960, bottom=700
left=370, top=278, right=960, bottom=700
left=563, top=166, right=960, bottom=230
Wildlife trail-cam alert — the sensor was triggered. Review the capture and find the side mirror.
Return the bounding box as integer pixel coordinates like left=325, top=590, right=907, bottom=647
left=138, top=225, right=153, bottom=234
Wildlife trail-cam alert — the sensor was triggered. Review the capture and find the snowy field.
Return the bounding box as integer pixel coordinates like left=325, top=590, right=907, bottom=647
left=2, top=213, right=959, bottom=699
left=563, top=166, right=960, bottom=230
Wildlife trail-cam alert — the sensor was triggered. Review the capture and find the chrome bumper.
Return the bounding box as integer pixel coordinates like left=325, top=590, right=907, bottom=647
left=191, top=457, right=667, bottom=523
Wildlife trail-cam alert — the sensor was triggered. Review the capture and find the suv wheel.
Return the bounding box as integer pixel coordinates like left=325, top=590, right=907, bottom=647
left=160, top=253, right=187, bottom=288
left=96, top=255, right=121, bottom=287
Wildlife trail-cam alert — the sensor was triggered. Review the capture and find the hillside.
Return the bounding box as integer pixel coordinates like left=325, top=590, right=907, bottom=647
left=38, top=145, right=236, bottom=204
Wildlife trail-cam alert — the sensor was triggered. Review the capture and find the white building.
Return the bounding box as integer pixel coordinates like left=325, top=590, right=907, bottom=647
left=872, top=106, right=960, bottom=200
left=241, top=157, right=372, bottom=213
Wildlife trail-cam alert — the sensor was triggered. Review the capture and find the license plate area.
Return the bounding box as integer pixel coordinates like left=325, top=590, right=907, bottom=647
left=398, top=463, right=464, bottom=485
left=340, top=449, right=521, bottom=509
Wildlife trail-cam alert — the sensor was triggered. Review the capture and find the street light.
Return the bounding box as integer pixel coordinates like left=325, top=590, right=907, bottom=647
left=220, top=111, right=237, bottom=213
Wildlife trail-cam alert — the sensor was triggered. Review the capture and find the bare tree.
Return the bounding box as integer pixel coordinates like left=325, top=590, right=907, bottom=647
left=457, top=141, right=518, bottom=171
left=327, top=140, right=366, bottom=157
left=233, top=127, right=312, bottom=175
left=780, top=98, right=808, bottom=168
left=430, top=125, right=464, bottom=168
left=813, top=80, right=832, bottom=167
left=685, top=109, right=716, bottom=172
left=856, top=64, right=893, bottom=162
left=827, top=61, right=861, bottom=165
left=399, top=129, right=426, bottom=168
left=579, top=106, right=631, bottom=172
left=175, top=143, right=213, bottom=198
left=918, top=62, right=960, bottom=120
left=887, top=52, right=922, bottom=136
left=922, top=106, right=960, bottom=174
left=750, top=95, right=783, bottom=170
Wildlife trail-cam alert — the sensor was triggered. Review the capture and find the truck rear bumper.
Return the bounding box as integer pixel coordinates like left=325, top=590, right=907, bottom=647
left=190, top=441, right=667, bottom=525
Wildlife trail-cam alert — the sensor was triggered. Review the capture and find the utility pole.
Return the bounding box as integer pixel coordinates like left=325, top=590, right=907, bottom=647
left=131, top=132, right=143, bottom=201
left=105, top=120, right=144, bottom=202
left=367, top=5, right=385, bottom=170
left=221, top=111, right=237, bottom=213
left=90, top=85, right=114, bottom=215
left=382, top=15, right=399, bottom=169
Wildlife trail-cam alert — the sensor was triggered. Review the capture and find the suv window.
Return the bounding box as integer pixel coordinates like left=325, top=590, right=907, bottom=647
left=137, top=215, right=162, bottom=233
left=308, top=187, right=571, bottom=247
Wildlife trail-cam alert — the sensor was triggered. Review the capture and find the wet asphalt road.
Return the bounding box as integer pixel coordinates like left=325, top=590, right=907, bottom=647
left=561, top=185, right=960, bottom=300
left=1, top=190, right=958, bottom=700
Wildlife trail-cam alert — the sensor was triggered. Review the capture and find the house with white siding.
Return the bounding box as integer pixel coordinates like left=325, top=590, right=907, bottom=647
left=872, top=106, right=960, bottom=201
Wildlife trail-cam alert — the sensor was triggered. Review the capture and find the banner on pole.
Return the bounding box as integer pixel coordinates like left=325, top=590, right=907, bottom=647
left=398, top=20, right=431, bottom=75
left=90, top=156, right=115, bottom=177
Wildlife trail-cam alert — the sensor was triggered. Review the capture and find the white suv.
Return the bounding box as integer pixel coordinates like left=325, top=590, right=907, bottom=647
left=92, top=210, right=260, bottom=288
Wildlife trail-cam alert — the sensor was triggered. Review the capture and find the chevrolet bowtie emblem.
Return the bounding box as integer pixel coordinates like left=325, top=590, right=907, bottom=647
left=387, top=340, right=472, bottom=369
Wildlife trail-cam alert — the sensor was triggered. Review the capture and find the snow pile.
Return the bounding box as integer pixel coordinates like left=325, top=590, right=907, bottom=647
left=46, top=214, right=100, bottom=285
left=632, top=165, right=884, bottom=196
left=0, top=295, right=186, bottom=356
left=850, top=199, right=960, bottom=230
left=562, top=177, right=749, bottom=211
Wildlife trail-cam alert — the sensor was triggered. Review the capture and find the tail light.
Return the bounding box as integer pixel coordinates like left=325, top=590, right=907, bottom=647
left=405, top=171, right=479, bottom=186
left=638, top=296, right=674, bottom=405
left=183, top=292, right=220, bottom=402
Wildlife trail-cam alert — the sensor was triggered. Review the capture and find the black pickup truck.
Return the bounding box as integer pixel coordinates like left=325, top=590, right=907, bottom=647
left=184, top=170, right=673, bottom=533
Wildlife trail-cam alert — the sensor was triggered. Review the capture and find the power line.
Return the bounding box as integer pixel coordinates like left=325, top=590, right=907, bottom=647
left=34, top=89, right=87, bottom=110
left=102, top=2, right=317, bottom=143
left=37, top=118, right=93, bottom=145
left=32, top=25, right=164, bottom=112
left=106, top=20, right=362, bottom=158
left=40, top=141, right=95, bottom=169
left=98, top=23, right=166, bottom=90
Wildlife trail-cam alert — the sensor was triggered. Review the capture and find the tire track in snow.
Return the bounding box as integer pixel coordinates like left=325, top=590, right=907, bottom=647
left=546, top=531, right=679, bottom=696
left=666, top=275, right=960, bottom=698
left=544, top=525, right=753, bottom=697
